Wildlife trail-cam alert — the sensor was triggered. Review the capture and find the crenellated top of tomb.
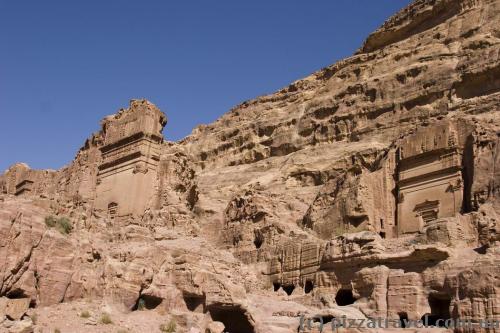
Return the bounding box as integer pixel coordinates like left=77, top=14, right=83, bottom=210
left=398, top=122, right=469, bottom=161
left=100, top=99, right=167, bottom=148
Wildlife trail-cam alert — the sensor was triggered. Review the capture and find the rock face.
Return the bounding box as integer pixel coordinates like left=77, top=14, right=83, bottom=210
left=95, top=99, right=167, bottom=218
left=1, top=0, right=499, bottom=332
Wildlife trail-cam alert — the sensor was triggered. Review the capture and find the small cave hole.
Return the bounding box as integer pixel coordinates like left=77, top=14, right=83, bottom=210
left=253, top=232, right=264, bottom=249
left=273, top=282, right=281, bottom=292
left=313, top=315, right=334, bottom=324
left=379, top=232, right=386, bottom=239
left=398, top=312, right=409, bottom=328
left=107, top=202, right=118, bottom=219
left=304, top=280, right=314, bottom=294
left=232, top=234, right=242, bottom=247
left=252, top=211, right=267, bottom=223
left=92, top=251, right=101, bottom=261
left=208, top=305, right=255, bottom=333
left=473, top=244, right=488, bottom=254
left=183, top=294, right=206, bottom=313
left=335, top=289, right=356, bottom=306
left=283, top=285, right=295, bottom=296
left=133, top=294, right=163, bottom=310
left=7, top=289, right=35, bottom=307
left=348, top=216, right=367, bottom=228
left=7, top=289, right=28, bottom=299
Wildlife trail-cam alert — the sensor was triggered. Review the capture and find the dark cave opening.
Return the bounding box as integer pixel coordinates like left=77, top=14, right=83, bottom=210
left=462, top=134, right=475, bottom=212
left=473, top=244, right=488, bottom=254
left=143, top=294, right=163, bottom=309
left=6, top=289, right=35, bottom=307
left=398, top=312, right=409, bottom=328
left=7, top=289, right=28, bottom=299
left=335, top=289, right=356, bottom=306
left=232, top=234, right=242, bottom=246
left=348, top=215, right=367, bottom=228
left=133, top=294, right=163, bottom=310
left=183, top=294, right=206, bottom=313
left=208, top=305, right=255, bottom=333
left=312, top=315, right=334, bottom=324
left=421, top=294, right=451, bottom=327
left=253, top=231, right=264, bottom=249
left=304, top=280, right=314, bottom=294
left=273, top=282, right=281, bottom=292
left=283, top=285, right=295, bottom=296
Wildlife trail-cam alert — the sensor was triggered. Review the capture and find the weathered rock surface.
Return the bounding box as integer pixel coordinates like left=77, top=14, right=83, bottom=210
left=0, top=0, right=499, bottom=332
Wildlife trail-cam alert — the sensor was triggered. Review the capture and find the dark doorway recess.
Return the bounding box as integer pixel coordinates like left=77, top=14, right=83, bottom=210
left=461, top=135, right=474, bottom=212
left=283, top=285, right=295, bottom=296
left=7, top=289, right=28, bottom=299
left=398, top=312, right=409, bottom=328
left=133, top=294, right=163, bottom=310
left=335, top=289, right=356, bottom=306
left=304, top=280, right=314, bottom=294
left=6, top=289, right=36, bottom=307
left=313, top=315, right=334, bottom=324
left=184, top=294, right=206, bottom=312
left=273, top=282, right=281, bottom=292
left=208, top=305, right=255, bottom=333
left=421, top=293, right=451, bottom=327
left=254, top=232, right=264, bottom=249
left=473, top=244, right=488, bottom=254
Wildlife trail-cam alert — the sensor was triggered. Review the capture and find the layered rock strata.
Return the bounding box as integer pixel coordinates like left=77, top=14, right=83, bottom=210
left=1, top=0, right=499, bottom=332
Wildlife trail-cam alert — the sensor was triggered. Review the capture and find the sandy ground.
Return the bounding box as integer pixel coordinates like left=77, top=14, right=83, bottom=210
left=27, top=300, right=182, bottom=333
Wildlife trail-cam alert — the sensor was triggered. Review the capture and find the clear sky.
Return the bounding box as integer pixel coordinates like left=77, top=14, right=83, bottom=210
left=0, top=0, right=412, bottom=172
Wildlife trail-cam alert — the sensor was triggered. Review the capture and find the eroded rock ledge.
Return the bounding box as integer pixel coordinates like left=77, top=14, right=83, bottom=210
left=1, top=0, right=499, bottom=332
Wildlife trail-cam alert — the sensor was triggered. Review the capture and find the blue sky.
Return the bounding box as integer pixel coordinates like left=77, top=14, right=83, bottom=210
left=0, top=0, right=412, bottom=172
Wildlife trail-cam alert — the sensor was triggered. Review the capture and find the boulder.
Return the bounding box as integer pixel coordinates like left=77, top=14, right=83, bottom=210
left=6, top=318, right=34, bottom=333
left=205, top=321, right=225, bottom=333
left=4, top=298, right=30, bottom=321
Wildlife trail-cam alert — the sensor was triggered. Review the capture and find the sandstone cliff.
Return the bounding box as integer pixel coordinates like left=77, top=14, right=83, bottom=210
left=1, top=0, right=499, bottom=332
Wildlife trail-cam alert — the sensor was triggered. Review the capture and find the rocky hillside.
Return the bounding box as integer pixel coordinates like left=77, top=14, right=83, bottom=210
left=0, top=0, right=499, bottom=332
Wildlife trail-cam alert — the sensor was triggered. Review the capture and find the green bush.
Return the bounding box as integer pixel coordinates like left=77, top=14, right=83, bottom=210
left=45, top=216, right=57, bottom=228
left=44, top=216, right=73, bottom=235
left=333, top=226, right=346, bottom=237
left=160, top=320, right=176, bottom=333
left=80, top=310, right=91, bottom=318
left=56, top=217, right=73, bottom=234
left=100, top=313, right=113, bottom=325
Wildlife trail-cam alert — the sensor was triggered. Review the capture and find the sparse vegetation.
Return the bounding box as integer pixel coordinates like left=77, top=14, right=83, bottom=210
left=333, top=226, right=346, bottom=237
left=159, top=320, right=176, bottom=333
left=44, top=215, right=73, bottom=234
left=30, top=313, right=37, bottom=324
left=100, top=313, right=113, bottom=325
left=56, top=217, right=73, bottom=234
left=80, top=310, right=91, bottom=318
left=45, top=216, right=57, bottom=228
left=54, top=329, right=61, bottom=333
